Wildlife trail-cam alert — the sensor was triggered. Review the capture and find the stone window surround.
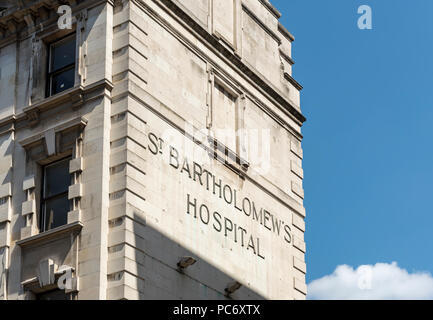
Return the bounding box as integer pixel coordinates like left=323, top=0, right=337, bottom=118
left=46, top=33, right=78, bottom=97
left=40, top=156, right=73, bottom=232
left=17, top=222, right=82, bottom=299
left=209, top=0, right=243, bottom=57
left=18, top=116, right=87, bottom=242
left=28, top=8, right=88, bottom=107
left=153, top=0, right=305, bottom=126
left=206, top=65, right=250, bottom=176
left=15, top=117, right=86, bottom=298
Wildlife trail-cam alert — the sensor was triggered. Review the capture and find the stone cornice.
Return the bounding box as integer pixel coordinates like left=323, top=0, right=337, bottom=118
left=279, top=48, right=295, bottom=66
left=149, top=0, right=306, bottom=124
left=258, top=0, right=281, bottom=19
left=278, top=21, right=295, bottom=42
left=241, top=3, right=281, bottom=45
left=0, top=0, right=57, bottom=34
left=0, top=115, right=16, bottom=131
left=16, top=221, right=83, bottom=248
left=284, top=72, right=303, bottom=91
left=0, top=78, right=112, bottom=130
left=23, top=85, right=85, bottom=121
left=18, top=116, right=88, bottom=150
left=0, top=0, right=111, bottom=44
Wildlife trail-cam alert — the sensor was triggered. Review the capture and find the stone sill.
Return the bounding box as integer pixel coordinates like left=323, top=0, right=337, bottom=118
left=16, top=221, right=83, bottom=248
left=21, top=79, right=113, bottom=127
left=24, top=85, right=84, bottom=115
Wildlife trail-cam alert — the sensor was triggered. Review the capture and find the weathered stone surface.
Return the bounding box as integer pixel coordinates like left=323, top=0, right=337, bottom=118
left=0, top=0, right=306, bottom=300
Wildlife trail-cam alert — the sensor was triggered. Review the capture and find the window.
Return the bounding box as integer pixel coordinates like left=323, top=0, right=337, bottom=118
left=47, top=34, right=76, bottom=96
left=40, top=158, right=71, bottom=232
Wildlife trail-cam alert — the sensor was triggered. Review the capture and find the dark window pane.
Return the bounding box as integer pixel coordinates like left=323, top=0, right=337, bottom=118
left=51, top=37, right=76, bottom=71
left=43, top=195, right=70, bottom=231
left=51, top=67, right=75, bottom=95
left=36, top=289, right=69, bottom=300
left=44, top=159, right=70, bottom=198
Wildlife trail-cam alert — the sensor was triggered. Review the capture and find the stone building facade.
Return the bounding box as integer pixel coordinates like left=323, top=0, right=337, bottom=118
left=0, top=0, right=306, bottom=300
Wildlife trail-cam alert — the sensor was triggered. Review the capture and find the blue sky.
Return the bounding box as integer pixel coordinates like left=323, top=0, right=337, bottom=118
left=273, top=0, right=433, bottom=288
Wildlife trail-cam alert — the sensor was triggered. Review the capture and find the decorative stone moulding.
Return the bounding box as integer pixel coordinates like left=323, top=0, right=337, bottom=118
left=18, top=116, right=88, bottom=162
left=294, top=277, right=307, bottom=295
left=0, top=202, right=11, bottom=225
left=69, top=155, right=84, bottom=224
left=0, top=1, right=80, bottom=41
left=290, top=140, right=303, bottom=159
left=20, top=225, right=35, bottom=241
left=0, top=183, right=11, bottom=200
left=67, top=209, right=81, bottom=224
left=21, top=200, right=36, bottom=216
left=17, top=117, right=87, bottom=240
left=20, top=174, right=37, bottom=239
left=21, top=257, right=79, bottom=295
left=17, top=221, right=82, bottom=296
left=68, top=183, right=82, bottom=200
left=291, top=181, right=304, bottom=199
left=290, top=160, right=304, bottom=179
left=23, top=175, right=36, bottom=191
left=0, top=201, right=11, bottom=224
left=0, top=222, right=10, bottom=248
left=0, top=182, right=12, bottom=248
left=69, top=157, right=83, bottom=174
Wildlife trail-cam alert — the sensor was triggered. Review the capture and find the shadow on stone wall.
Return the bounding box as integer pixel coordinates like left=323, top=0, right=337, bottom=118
left=129, top=211, right=265, bottom=300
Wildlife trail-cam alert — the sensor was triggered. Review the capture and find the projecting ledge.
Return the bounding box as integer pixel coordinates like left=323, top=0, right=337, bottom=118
left=16, top=221, right=83, bottom=248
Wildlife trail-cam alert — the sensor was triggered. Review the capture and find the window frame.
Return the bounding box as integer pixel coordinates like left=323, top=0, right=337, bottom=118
left=46, top=33, right=77, bottom=97
left=40, top=157, right=72, bottom=232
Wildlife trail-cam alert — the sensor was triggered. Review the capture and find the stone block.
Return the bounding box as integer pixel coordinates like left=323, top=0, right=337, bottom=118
left=68, top=184, right=83, bottom=199
left=293, top=235, right=306, bottom=253
left=293, top=256, right=306, bottom=274
left=290, top=140, right=303, bottom=159
left=0, top=223, right=10, bottom=247
left=292, top=213, right=305, bottom=232
left=291, top=181, right=304, bottom=199
left=290, top=160, right=304, bottom=179
left=23, top=175, right=35, bottom=191
left=69, top=158, right=84, bottom=174
left=20, top=226, right=33, bottom=240
left=294, top=277, right=307, bottom=295
left=0, top=183, right=11, bottom=199
left=68, top=209, right=81, bottom=224
left=21, top=200, right=35, bottom=216
left=0, top=203, right=10, bottom=223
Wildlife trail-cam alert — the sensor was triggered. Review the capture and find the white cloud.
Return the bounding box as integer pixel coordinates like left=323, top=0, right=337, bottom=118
left=307, top=262, right=433, bottom=300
